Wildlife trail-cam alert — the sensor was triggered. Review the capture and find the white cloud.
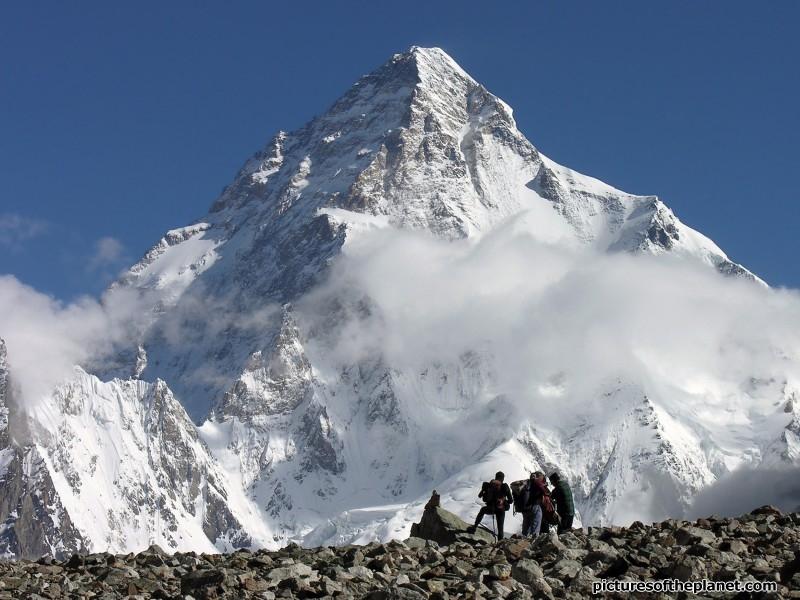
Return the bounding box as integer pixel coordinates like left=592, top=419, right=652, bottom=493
left=87, top=236, right=125, bottom=272
left=0, top=213, right=48, bottom=248
left=1, top=206, right=800, bottom=524
left=300, top=211, right=800, bottom=447
left=0, top=275, right=155, bottom=406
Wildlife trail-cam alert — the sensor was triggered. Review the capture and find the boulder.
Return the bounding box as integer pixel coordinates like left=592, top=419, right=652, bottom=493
left=751, top=505, right=782, bottom=517
left=409, top=507, right=494, bottom=546
left=674, top=526, right=716, bottom=546
left=511, top=559, right=544, bottom=585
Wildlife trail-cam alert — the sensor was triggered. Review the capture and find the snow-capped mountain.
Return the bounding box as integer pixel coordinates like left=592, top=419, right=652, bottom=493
left=0, top=47, right=795, bottom=558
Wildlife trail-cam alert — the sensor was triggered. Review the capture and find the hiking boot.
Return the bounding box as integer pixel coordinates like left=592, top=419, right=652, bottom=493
left=466, top=525, right=477, bottom=534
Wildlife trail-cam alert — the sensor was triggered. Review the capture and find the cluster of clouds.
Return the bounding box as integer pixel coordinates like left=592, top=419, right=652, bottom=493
left=0, top=214, right=132, bottom=403
left=0, top=275, right=154, bottom=405
left=302, top=215, right=800, bottom=429
left=2, top=207, right=800, bottom=514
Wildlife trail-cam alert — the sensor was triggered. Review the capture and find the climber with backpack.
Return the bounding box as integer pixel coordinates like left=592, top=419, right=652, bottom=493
left=467, top=471, right=513, bottom=540
left=549, top=471, right=574, bottom=533
left=519, top=471, right=550, bottom=536
left=538, top=472, right=561, bottom=533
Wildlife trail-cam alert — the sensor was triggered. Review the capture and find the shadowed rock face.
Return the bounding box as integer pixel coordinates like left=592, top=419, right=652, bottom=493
left=0, top=339, right=87, bottom=559
left=0, top=339, right=8, bottom=449
left=0, top=446, right=88, bottom=559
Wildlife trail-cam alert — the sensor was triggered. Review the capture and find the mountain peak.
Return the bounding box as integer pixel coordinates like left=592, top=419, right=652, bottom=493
left=2, top=46, right=778, bottom=558
left=399, top=46, right=476, bottom=84
left=210, top=46, right=521, bottom=230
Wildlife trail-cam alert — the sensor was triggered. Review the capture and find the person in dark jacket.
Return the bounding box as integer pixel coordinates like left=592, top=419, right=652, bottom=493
left=467, top=471, right=513, bottom=540
left=549, top=472, right=575, bottom=533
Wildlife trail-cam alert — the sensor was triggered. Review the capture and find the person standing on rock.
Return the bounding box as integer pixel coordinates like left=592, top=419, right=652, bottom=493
left=521, top=472, right=549, bottom=536
left=549, top=472, right=575, bottom=533
left=467, top=471, right=513, bottom=540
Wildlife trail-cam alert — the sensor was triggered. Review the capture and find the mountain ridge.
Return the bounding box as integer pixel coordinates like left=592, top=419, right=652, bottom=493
left=0, top=47, right=791, bottom=559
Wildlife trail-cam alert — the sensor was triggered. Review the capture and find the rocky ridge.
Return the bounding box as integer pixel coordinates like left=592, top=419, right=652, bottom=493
left=2, top=505, right=799, bottom=599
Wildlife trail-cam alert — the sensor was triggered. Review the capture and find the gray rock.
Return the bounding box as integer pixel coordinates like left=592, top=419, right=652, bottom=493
left=410, top=507, right=494, bottom=546
left=551, top=559, right=582, bottom=580
left=568, top=566, right=595, bottom=591
left=361, top=585, right=429, bottom=600
left=488, top=562, right=511, bottom=580
left=669, top=555, right=707, bottom=581
left=266, top=563, right=314, bottom=582
left=674, top=526, right=716, bottom=546
left=511, top=559, right=544, bottom=585
left=180, top=568, right=225, bottom=592
left=348, top=565, right=374, bottom=580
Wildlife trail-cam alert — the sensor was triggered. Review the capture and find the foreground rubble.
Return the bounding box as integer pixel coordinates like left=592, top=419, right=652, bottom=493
left=2, top=505, right=800, bottom=599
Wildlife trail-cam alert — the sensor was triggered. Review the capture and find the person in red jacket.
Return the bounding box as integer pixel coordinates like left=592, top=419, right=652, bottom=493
left=522, top=471, right=549, bottom=536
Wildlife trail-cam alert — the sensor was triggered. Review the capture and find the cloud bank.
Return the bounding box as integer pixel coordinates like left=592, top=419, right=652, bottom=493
left=0, top=276, right=154, bottom=406
left=2, top=208, right=800, bottom=520
left=300, top=215, right=800, bottom=490
left=301, top=215, right=800, bottom=435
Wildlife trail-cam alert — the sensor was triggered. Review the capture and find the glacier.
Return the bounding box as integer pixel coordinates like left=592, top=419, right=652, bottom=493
left=1, top=46, right=798, bottom=558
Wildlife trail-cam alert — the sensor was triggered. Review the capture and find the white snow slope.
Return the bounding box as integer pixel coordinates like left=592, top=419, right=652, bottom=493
left=1, top=46, right=797, bottom=558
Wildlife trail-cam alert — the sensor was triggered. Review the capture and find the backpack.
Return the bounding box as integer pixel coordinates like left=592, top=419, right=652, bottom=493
left=541, top=493, right=561, bottom=526
left=482, top=479, right=507, bottom=511
left=510, top=480, right=530, bottom=514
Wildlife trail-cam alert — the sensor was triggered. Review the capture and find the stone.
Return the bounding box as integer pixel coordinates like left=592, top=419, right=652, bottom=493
left=738, top=523, right=761, bottom=537
left=550, top=559, right=581, bottom=580
left=751, top=505, right=783, bottom=517
left=502, top=539, right=531, bottom=561
left=424, top=579, right=446, bottom=594
left=488, top=562, right=511, bottom=580
left=719, top=539, right=748, bottom=554
left=404, top=537, right=429, bottom=550
left=180, top=568, right=225, bottom=593
left=2, top=507, right=800, bottom=600
left=348, top=565, right=374, bottom=580
left=600, top=556, right=629, bottom=578
left=266, top=563, right=314, bottom=582
left=410, top=507, right=494, bottom=546
left=674, top=526, right=716, bottom=546
left=568, top=566, right=595, bottom=592
left=669, top=555, right=707, bottom=581
left=342, top=547, right=365, bottom=567
left=510, top=559, right=544, bottom=585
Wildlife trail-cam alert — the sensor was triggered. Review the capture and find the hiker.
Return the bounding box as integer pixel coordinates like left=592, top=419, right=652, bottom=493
left=521, top=471, right=549, bottom=536
left=467, top=471, right=513, bottom=540
left=549, top=472, right=575, bottom=533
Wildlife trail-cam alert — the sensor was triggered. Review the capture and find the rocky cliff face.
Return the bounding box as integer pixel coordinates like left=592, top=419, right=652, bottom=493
left=0, top=339, right=87, bottom=559
left=30, top=369, right=260, bottom=556
left=0, top=47, right=795, bottom=558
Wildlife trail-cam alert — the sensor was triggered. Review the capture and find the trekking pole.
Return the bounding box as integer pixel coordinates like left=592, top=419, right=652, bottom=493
left=491, top=513, right=497, bottom=540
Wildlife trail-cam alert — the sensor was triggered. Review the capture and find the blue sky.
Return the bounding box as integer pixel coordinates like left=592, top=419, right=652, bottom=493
left=1, top=1, right=798, bottom=299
